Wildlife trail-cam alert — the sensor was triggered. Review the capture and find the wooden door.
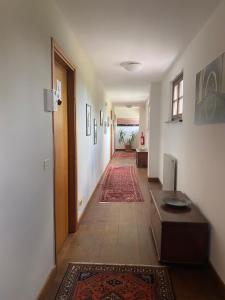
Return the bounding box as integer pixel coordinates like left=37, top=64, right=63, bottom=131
left=54, top=60, right=69, bottom=254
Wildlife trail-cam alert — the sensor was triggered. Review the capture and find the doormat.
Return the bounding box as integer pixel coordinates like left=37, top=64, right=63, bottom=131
left=55, top=263, right=175, bottom=300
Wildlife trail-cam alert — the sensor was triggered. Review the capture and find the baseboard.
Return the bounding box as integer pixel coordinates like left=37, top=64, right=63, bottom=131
left=209, top=262, right=225, bottom=298
left=148, top=177, right=162, bottom=188
left=148, top=177, right=160, bottom=183
left=77, top=185, right=97, bottom=227
left=77, top=159, right=111, bottom=227
left=37, top=266, right=56, bottom=300
left=115, top=149, right=136, bottom=151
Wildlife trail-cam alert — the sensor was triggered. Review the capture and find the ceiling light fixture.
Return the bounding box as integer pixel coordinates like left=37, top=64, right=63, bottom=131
left=120, top=61, right=142, bottom=72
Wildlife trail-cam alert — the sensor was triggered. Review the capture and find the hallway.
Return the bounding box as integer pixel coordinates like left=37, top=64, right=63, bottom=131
left=2, top=1, right=225, bottom=299
left=42, top=154, right=225, bottom=300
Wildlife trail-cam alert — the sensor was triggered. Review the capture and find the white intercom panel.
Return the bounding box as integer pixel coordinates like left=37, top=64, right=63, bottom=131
left=44, top=89, right=58, bottom=112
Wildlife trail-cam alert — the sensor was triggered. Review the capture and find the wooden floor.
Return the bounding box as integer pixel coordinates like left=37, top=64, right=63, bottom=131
left=41, top=155, right=225, bottom=300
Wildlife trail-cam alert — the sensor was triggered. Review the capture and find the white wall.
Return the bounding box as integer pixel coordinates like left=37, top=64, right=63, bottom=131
left=0, top=1, right=110, bottom=299
left=138, top=103, right=148, bottom=149
left=148, top=84, right=161, bottom=178
left=158, top=1, right=225, bottom=283
left=77, top=88, right=110, bottom=218
left=144, top=100, right=150, bottom=148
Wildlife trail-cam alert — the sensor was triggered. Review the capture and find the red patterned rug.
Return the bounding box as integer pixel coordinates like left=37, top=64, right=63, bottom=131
left=55, top=263, right=175, bottom=300
left=113, top=151, right=136, bottom=159
left=99, top=166, right=143, bottom=202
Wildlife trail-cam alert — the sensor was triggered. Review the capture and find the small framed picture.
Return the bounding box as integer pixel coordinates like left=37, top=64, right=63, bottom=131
left=104, top=120, right=107, bottom=134
left=86, top=104, right=91, bottom=136
left=94, top=119, right=97, bottom=144
left=100, top=110, right=104, bottom=126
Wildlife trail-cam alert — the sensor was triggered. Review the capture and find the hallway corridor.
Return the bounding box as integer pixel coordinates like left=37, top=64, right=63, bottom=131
left=42, top=154, right=225, bottom=300
left=2, top=1, right=225, bottom=299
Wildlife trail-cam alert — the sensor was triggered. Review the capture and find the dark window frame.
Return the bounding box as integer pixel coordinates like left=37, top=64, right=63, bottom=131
left=172, top=73, right=183, bottom=120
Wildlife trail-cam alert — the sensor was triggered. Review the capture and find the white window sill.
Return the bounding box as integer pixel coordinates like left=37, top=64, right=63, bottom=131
left=165, top=118, right=183, bottom=124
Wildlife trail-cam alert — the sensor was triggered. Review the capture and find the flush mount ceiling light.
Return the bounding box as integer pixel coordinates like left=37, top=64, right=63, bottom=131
left=120, top=61, right=142, bottom=72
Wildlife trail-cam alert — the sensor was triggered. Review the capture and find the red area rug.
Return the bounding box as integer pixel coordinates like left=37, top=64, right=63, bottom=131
left=100, top=166, right=143, bottom=202
left=55, top=263, right=175, bottom=300
left=113, top=151, right=136, bottom=159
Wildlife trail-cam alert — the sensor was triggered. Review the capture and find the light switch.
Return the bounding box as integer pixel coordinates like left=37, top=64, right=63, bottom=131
left=43, top=159, right=50, bottom=171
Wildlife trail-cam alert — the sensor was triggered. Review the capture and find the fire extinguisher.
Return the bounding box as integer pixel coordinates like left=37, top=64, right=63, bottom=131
left=140, top=132, right=145, bottom=146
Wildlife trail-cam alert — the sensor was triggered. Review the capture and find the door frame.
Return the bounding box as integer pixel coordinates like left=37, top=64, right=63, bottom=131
left=110, top=110, right=113, bottom=159
left=51, top=38, right=77, bottom=262
left=110, top=124, right=113, bottom=159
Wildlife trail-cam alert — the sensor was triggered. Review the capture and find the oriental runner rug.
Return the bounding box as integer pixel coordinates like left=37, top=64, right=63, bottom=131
left=113, top=151, right=136, bottom=159
left=55, top=263, right=175, bottom=300
left=99, top=166, right=143, bottom=202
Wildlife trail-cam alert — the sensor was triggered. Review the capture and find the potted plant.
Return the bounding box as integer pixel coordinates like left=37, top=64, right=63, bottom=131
left=119, top=130, right=136, bottom=151
left=118, top=129, right=126, bottom=145
left=125, top=132, right=135, bottom=151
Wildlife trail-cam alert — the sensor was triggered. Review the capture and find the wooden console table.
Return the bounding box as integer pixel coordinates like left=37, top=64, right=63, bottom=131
left=150, top=190, right=209, bottom=264
left=136, top=149, right=148, bottom=168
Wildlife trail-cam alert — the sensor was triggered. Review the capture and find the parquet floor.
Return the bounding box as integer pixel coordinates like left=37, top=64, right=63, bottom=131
left=41, top=155, right=225, bottom=300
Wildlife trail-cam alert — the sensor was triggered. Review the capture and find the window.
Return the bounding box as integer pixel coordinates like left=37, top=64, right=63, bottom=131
left=172, top=73, right=183, bottom=120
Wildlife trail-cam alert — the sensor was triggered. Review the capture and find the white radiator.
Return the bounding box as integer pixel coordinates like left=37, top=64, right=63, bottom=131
left=163, top=154, right=177, bottom=191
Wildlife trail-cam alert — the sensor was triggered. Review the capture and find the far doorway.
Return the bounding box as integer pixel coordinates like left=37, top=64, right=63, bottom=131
left=114, top=105, right=141, bottom=151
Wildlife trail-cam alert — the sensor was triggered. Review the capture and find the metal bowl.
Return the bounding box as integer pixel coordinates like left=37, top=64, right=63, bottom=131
left=163, top=197, right=190, bottom=208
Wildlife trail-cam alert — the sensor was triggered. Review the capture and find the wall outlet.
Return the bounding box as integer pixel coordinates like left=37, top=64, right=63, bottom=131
left=79, top=199, right=83, bottom=206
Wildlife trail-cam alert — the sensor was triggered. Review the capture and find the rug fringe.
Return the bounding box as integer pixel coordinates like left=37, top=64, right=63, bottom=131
left=67, top=261, right=168, bottom=269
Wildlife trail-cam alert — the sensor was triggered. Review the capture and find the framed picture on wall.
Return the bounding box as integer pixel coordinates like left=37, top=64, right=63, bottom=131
left=100, top=110, right=104, bottom=126
left=104, top=120, right=107, bottom=134
left=195, top=52, right=225, bottom=124
left=107, top=116, right=110, bottom=127
left=94, top=119, right=97, bottom=144
left=86, top=104, right=91, bottom=136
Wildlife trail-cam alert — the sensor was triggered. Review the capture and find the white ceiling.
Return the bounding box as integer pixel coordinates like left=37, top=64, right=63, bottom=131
left=56, top=0, right=221, bottom=103
left=115, top=106, right=140, bottom=119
